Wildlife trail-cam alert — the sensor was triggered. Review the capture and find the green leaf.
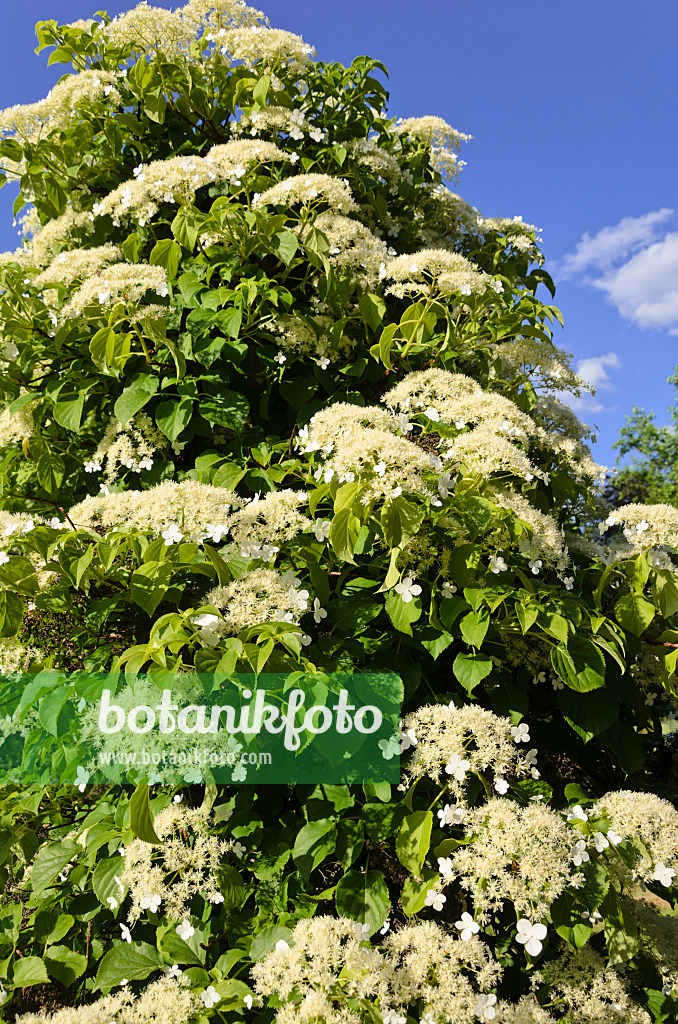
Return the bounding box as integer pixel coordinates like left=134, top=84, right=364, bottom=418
left=335, top=869, right=390, bottom=935
left=271, top=231, right=298, bottom=265
left=53, top=389, right=85, bottom=432
left=12, top=956, right=49, bottom=987
left=385, top=590, right=422, bottom=635
left=44, top=946, right=87, bottom=986
left=155, top=396, right=193, bottom=442
left=557, top=688, right=619, bottom=743
left=130, top=561, right=173, bottom=616
left=95, top=940, right=163, bottom=990
left=459, top=608, right=490, bottom=648
left=551, top=637, right=606, bottom=692
left=395, top=810, right=433, bottom=876
left=144, top=91, right=167, bottom=123
left=459, top=496, right=493, bottom=539
left=550, top=892, right=593, bottom=948
left=92, top=856, right=126, bottom=908
left=652, top=570, right=678, bottom=618
left=249, top=925, right=293, bottom=961
left=36, top=446, right=65, bottom=496
left=401, top=870, right=440, bottom=916
left=149, top=238, right=181, bottom=279
left=516, top=600, right=539, bottom=634
left=199, top=390, right=249, bottom=430
left=31, top=841, right=80, bottom=895
left=89, top=328, right=132, bottom=375
left=614, top=592, right=655, bottom=637
left=0, top=589, right=25, bottom=638
left=129, top=784, right=161, bottom=844
left=293, top=819, right=337, bottom=879
left=171, top=205, right=201, bottom=251
left=380, top=496, right=421, bottom=548
left=114, top=375, right=159, bottom=428
left=217, top=306, right=243, bottom=339
left=329, top=508, right=361, bottom=564
left=38, top=684, right=73, bottom=738
left=600, top=886, right=638, bottom=965
left=453, top=651, right=493, bottom=693
left=359, top=292, right=386, bottom=330
left=370, top=322, right=396, bottom=367
left=160, top=931, right=205, bottom=966
left=216, top=864, right=247, bottom=910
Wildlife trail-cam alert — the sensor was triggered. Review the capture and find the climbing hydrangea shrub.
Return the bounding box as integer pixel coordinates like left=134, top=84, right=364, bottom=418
left=0, top=0, right=675, bottom=1020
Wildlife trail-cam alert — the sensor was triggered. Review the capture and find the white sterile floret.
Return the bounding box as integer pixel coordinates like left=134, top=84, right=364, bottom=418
left=455, top=912, right=480, bottom=941
left=394, top=577, right=422, bottom=603
left=515, top=919, right=547, bottom=957
left=424, top=889, right=446, bottom=912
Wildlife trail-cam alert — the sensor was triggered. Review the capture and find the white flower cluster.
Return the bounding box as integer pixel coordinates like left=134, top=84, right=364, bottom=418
left=61, top=262, right=169, bottom=319
left=394, top=115, right=471, bottom=182
left=93, top=140, right=288, bottom=227
left=383, top=248, right=499, bottom=300
left=253, top=173, right=358, bottom=213
left=205, top=567, right=311, bottom=635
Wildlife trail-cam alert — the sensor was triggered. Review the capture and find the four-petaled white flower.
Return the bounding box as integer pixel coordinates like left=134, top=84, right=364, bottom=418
left=399, top=727, right=418, bottom=753
left=397, top=413, right=412, bottom=433
left=423, top=406, right=440, bottom=421
left=607, top=829, right=623, bottom=846
left=394, top=577, right=422, bottom=603
left=645, top=691, right=657, bottom=706
left=563, top=576, right=574, bottom=590
left=166, top=964, right=182, bottom=978
left=0, top=553, right=8, bottom=566
left=528, top=559, right=542, bottom=575
left=515, top=919, right=547, bottom=957
left=379, top=735, right=400, bottom=760
left=312, top=598, right=327, bottom=622
left=75, top=765, right=89, bottom=792
left=494, top=778, right=509, bottom=795
left=275, top=939, right=290, bottom=952
left=441, top=582, right=457, bottom=598
left=274, top=351, right=286, bottom=364
left=511, top=723, right=530, bottom=744
left=489, top=555, right=507, bottom=574
left=652, top=862, right=676, bottom=887
left=636, top=520, right=650, bottom=533
left=445, top=753, right=471, bottom=782
left=552, top=677, right=565, bottom=690
left=204, top=523, right=229, bottom=543
left=233, top=841, right=246, bottom=859
left=569, top=839, right=589, bottom=866
left=455, top=912, right=480, bottom=941
left=140, top=891, right=162, bottom=913
left=311, top=519, right=331, bottom=542
left=566, top=804, right=588, bottom=822
left=177, top=920, right=195, bottom=941
left=424, top=889, right=446, bottom=912
left=437, top=802, right=465, bottom=826
left=474, top=993, right=497, bottom=1020
left=191, top=613, right=221, bottom=646
left=161, top=524, right=183, bottom=545
left=316, top=356, right=330, bottom=369
left=106, top=896, right=118, bottom=910
left=438, top=856, right=454, bottom=878
left=209, top=892, right=225, bottom=905
left=438, top=473, right=453, bottom=499
left=354, top=922, right=371, bottom=940
left=532, top=672, right=546, bottom=685
left=120, top=924, right=132, bottom=943
left=201, top=986, right=220, bottom=1009
left=593, top=832, right=609, bottom=852
left=373, top=459, right=386, bottom=476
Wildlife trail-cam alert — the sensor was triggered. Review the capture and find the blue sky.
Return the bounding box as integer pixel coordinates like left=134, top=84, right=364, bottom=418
left=1, top=0, right=677, bottom=470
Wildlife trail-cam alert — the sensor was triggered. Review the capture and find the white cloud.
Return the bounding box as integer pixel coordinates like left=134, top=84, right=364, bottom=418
left=559, top=210, right=678, bottom=332
left=559, top=209, right=674, bottom=277
left=561, top=352, right=622, bottom=417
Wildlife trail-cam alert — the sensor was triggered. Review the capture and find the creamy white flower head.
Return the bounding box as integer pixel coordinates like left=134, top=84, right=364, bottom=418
left=253, top=173, right=357, bottom=213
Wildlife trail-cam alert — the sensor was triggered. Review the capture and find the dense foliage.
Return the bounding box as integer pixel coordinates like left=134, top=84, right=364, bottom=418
left=0, top=2, right=677, bottom=1021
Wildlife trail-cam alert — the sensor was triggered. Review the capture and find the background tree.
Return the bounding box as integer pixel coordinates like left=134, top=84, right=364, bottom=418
left=607, top=367, right=678, bottom=507
left=0, top=2, right=675, bottom=1022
